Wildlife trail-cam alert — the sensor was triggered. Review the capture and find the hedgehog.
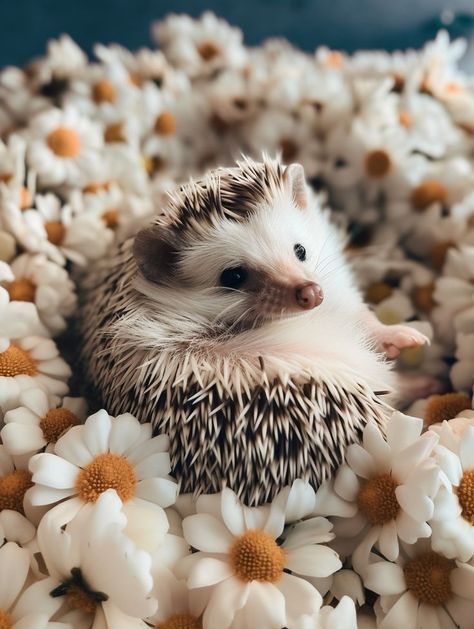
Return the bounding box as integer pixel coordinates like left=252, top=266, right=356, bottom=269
left=80, top=156, right=429, bottom=505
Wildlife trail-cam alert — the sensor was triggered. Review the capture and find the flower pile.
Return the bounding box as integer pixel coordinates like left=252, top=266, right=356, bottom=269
left=0, top=11, right=474, bottom=628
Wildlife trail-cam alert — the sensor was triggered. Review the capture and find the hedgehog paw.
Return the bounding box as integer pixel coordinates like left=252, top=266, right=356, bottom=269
left=374, top=324, right=430, bottom=359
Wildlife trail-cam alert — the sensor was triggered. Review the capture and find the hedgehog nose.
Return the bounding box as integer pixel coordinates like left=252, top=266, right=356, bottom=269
left=295, top=282, right=323, bottom=309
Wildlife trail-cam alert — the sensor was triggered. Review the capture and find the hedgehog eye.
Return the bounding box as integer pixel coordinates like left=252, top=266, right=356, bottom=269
left=220, top=266, right=248, bottom=289
left=294, top=244, right=306, bottom=262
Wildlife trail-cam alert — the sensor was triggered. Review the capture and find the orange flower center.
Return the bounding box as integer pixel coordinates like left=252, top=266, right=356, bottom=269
left=357, top=474, right=400, bottom=525
left=91, top=79, right=116, bottom=104
left=431, top=241, right=455, bottom=271
left=365, top=281, right=393, bottom=304
left=424, top=393, right=471, bottom=427
left=83, top=181, right=111, bottom=194
left=404, top=552, right=454, bottom=605
left=399, top=110, right=411, bottom=127
left=197, top=41, right=220, bottom=61
left=0, top=609, right=11, bottom=629
left=75, top=453, right=136, bottom=503
left=5, top=277, right=36, bottom=302
left=40, top=408, right=80, bottom=443
left=101, top=209, right=120, bottom=230
left=0, top=344, right=37, bottom=377
left=19, top=186, right=30, bottom=210
left=0, top=172, right=13, bottom=184
left=229, top=529, right=286, bottom=583
left=47, top=127, right=81, bottom=158
left=280, top=138, right=299, bottom=162
left=154, top=111, right=177, bottom=136
left=155, top=614, right=202, bottom=629
left=104, top=122, right=125, bottom=143
left=0, top=469, right=33, bottom=515
left=326, top=51, right=343, bottom=67
left=364, top=149, right=392, bottom=178
left=412, top=283, right=436, bottom=313
left=411, top=180, right=447, bottom=212
left=458, top=470, right=474, bottom=524
left=44, top=221, right=66, bottom=246
left=65, top=584, right=99, bottom=614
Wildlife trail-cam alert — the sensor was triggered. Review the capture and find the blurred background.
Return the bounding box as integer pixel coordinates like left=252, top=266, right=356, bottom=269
left=2, top=0, right=474, bottom=66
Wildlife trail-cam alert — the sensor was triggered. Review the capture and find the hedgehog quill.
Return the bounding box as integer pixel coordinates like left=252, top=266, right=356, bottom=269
left=81, top=156, right=429, bottom=504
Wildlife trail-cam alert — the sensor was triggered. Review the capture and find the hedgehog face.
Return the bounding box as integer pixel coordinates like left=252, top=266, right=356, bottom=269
left=134, top=160, right=344, bottom=332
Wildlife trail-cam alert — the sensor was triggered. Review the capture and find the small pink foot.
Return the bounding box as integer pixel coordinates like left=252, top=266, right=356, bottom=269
left=372, top=324, right=430, bottom=359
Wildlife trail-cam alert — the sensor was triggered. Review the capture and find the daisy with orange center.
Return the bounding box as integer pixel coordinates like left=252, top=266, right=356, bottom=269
left=363, top=539, right=474, bottom=628
left=315, top=412, right=441, bottom=571
left=26, top=490, right=157, bottom=626
left=429, top=425, right=474, bottom=562
left=178, top=485, right=341, bottom=629
left=26, top=106, right=103, bottom=186
left=1, top=388, right=86, bottom=457
left=27, top=410, right=178, bottom=538
left=0, top=253, right=77, bottom=335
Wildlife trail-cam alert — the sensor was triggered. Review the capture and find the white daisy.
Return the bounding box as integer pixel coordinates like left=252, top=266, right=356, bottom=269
left=0, top=253, right=77, bottom=335
left=27, top=410, right=178, bottom=534
left=319, top=412, right=440, bottom=567
left=178, top=486, right=340, bottom=629
left=451, top=332, right=474, bottom=392
left=0, top=509, right=36, bottom=548
left=26, top=106, right=103, bottom=186
left=0, top=541, right=72, bottom=629
left=31, top=489, right=157, bottom=626
left=0, top=445, right=34, bottom=520
left=8, top=192, right=114, bottom=266
left=0, top=280, right=48, bottom=352
left=1, top=388, right=87, bottom=456
left=429, top=426, right=474, bottom=561
left=432, top=246, right=474, bottom=345
left=364, top=538, right=474, bottom=629
left=152, top=12, right=248, bottom=78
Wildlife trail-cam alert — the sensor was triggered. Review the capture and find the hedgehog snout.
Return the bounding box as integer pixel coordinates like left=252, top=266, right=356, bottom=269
left=295, top=282, right=324, bottom=309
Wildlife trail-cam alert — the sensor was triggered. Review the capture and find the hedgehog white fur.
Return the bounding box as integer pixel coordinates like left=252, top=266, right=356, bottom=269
left=81, top=156, right=429, bottom=505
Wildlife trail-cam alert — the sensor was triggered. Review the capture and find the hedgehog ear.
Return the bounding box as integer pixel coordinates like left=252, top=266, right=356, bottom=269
left=283, top=163, right=308, bottom=210
left=133, top=224, right=179, bottom=284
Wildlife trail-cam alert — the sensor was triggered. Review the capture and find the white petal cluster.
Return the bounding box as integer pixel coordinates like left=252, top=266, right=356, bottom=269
left=1, top=11, right=474, bottom=628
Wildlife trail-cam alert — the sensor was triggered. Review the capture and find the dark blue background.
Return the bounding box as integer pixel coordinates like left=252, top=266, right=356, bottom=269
left=2, top=0, right=474, bottom=67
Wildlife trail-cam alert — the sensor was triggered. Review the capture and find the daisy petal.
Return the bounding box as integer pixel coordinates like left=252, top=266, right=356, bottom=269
left=182, top=513, right=234, bottom=552
left=188, top=557, right=233, bottom=588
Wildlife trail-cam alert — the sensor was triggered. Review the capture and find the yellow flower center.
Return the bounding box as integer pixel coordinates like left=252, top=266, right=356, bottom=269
left=0, top=610, right=11, bottom=629
left=83, top=181, right=111, bottom=194
left=229, top=529, right=286, bottom=583
left=0, top=469, right=33, bottom=515
left=280, top=138, right=299, bottom=163
left=40, top=408, right=80, bottom=443
left=65, top=584, right=99, bottom=614
left=357, top=474, right=400, bottom=525
left=457, top=470, right=474, bottom=524
left=91, top=79, right=116, bottom=104
left=411, top=180, right=447, bottom=212
left=104, top=122, right=125, bottom=143
left=154, top=111, right=177, bottom=136
left=412, top=283, right=436, bottom=313
left=399, top=345, right=425, bottom=368
left=101, top=209, right=120, bottom=230
left=128, top=72, right=142, bottom=87
left=75, top=453, right=136, bottom=503
left=376, top=308, right=402, bottom=325
left=404, top=552, right=454, bottom=605
left=364, top=149, right=392, bottom=178
left=365, top=281, right=393, bottom=304
left=5, top=277, right=36, bottom=303
left=431, top=241, right=455, bottom=271
left=47, top=127, right=81, bottom=158
left=399, top=110, right=411, bottom=127
left=0, top=344, right=37, bottom=377
left=155, top=614, right=202, bottom=629
left=197, top=41, right=220, bottom=61
left=424, top=393, right=471, bottom=427
left=44, top=221, right=66, bottom=246
left=19, top=186, right=30, bottom=210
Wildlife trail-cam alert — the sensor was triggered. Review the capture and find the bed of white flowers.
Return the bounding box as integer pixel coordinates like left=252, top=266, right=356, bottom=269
left=0, top=11, right=474, bottom=629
